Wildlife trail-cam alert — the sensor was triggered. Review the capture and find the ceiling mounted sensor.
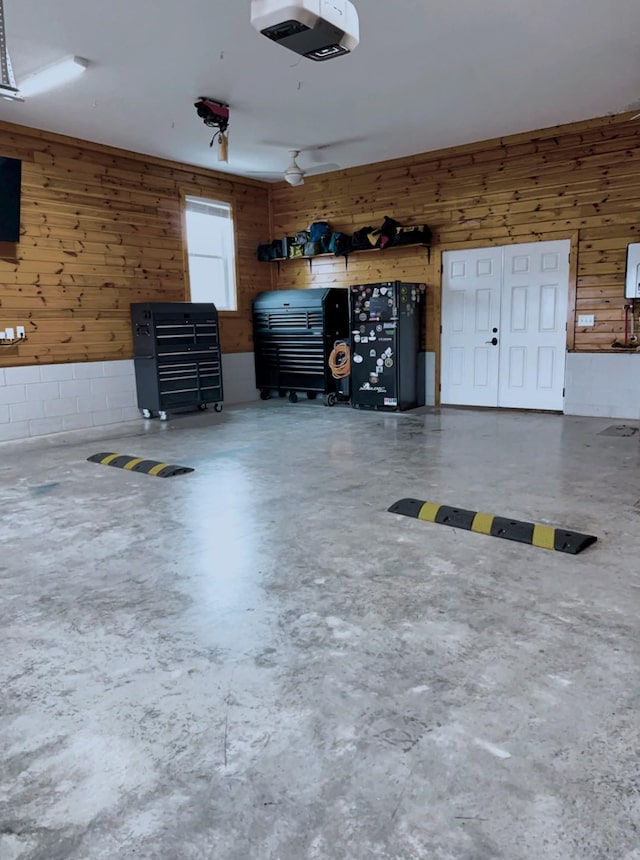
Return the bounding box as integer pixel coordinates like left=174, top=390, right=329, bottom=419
left=251, top=0, right=359, bottom=61
left=18, top=56, right=89, bottom=98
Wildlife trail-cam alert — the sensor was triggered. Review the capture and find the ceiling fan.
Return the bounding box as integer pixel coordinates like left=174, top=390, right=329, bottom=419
left=608, top=97, right=640, bottom=120
left=249, top=149, right=340, bottom=185
left=283, top=150, right=310, bottom=186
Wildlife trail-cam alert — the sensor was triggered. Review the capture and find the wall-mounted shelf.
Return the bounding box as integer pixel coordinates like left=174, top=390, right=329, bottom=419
left=269, top=243, right=431, bottom=272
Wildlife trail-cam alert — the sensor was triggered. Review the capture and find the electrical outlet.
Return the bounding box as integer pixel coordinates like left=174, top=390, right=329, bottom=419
left=16, top=325, right=25, bottom=339
left=5, top=327, right=14, bottom=340
left=578, top=314, right=595, bottom=327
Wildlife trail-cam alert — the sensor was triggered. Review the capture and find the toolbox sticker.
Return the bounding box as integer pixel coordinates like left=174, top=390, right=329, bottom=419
left=353, top=354, right=363, bottom=363
left=384, top=397, right=398, bottom=406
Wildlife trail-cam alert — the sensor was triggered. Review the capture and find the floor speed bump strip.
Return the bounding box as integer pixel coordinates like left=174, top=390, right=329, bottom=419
left=87, top=453, right=194, bottom=478
left=388, top=498, right=597, bottom=555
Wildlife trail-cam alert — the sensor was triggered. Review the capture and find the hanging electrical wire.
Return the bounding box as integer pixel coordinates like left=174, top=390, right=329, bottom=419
left=328, top=340, right=351, bottom=379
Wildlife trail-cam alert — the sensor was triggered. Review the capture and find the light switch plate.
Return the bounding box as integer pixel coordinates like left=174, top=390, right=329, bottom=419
left=16, top=325, right=25, bottom=338
left=5, top=327, right=14, bottom=340
left=0, top=331, right=5, bottom=341
left=578, top=315, right=595, bottom=327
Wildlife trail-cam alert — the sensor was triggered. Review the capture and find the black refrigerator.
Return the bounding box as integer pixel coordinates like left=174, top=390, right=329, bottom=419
left=349, top=281, right=425, bottom=411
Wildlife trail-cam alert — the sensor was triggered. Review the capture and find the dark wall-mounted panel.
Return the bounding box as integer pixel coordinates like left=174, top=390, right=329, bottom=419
left=0, top=156, right=21, bottom=243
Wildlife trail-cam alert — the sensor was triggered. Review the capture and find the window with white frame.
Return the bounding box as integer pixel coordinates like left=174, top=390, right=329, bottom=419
left=184, top=196, right=237, bottom=311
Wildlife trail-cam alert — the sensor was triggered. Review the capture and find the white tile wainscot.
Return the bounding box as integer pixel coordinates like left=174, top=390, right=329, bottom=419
left=0, top=360, right=139, bottom=442
left=0, top=354, right=260, bottom=442
left=564, top=353, right=640, bottom=420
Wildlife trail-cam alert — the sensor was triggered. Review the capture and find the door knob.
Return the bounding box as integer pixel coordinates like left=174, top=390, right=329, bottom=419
left=485, top=337, right=498, bottom=345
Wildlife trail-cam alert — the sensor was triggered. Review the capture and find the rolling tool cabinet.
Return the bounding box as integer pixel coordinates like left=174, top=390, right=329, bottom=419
left=131, top=302, right=223, bottom=420
left=252, top=288, right=349, bottom=405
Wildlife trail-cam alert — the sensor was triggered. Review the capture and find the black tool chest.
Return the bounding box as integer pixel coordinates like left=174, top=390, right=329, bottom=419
left=130, top=302, right=223, bottom=420
left=252, top=288, right=349, bottom=404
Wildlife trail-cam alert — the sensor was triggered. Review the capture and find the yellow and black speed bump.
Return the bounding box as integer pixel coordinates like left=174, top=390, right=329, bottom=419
left=87, top=452, right=194, bottom=478
left=388, top=498, right=597, bottom=555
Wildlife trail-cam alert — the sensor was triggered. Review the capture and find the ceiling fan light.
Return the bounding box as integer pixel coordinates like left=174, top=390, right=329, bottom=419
left=284, top=169, right=304, bottom=186
left=18, top=55, right=89, bottom=98
left=283, top=150, right=305, bottom=185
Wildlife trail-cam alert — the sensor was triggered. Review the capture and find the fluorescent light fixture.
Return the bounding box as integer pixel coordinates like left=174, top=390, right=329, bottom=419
left=0, top=0, right=22, bottom=100
left=18, top=55, right=89, bottom=98
left=0, top=83, right=22, bottom=102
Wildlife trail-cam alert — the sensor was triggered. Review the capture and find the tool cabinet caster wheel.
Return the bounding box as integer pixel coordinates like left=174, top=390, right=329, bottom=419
left=214, top=403, right=223, bottom=413
left=324, top=393, right=337, bottom=407
left=198, top=403, right=208, bottom=411
left=159, top=411, right=168, bottom=421
left=260, top=390, right=271, bottom=400
left=289, top=392, right=298, bottom=403
left=307, top=391, right=317, bottom=400
left=142, top=408, right=153, bottom=419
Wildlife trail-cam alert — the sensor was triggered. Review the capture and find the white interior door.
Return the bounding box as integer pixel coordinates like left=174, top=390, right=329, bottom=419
left=499, top=241, right=570, bottom=410
left=440, top=247, right=502, bottom=406
left=441, top=240, right=570, bottom=411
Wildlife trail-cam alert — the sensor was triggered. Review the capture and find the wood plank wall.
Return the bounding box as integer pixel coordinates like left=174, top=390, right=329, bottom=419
left=269, top=111, right=640, bottom=358
left=0, top=120, right=271, bottom=366
left=3, top=110, right=639, bottom=371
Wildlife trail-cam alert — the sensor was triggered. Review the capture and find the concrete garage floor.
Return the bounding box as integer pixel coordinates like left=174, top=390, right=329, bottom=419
left=1, top=402, right=640, bottom=860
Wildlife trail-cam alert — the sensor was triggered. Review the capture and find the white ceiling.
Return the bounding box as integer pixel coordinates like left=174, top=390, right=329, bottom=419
left=2, top=0, right=640, bottom=182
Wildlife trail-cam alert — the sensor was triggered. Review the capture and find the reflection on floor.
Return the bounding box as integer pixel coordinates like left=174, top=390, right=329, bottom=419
left=1, top=402, right=639, bottom=860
